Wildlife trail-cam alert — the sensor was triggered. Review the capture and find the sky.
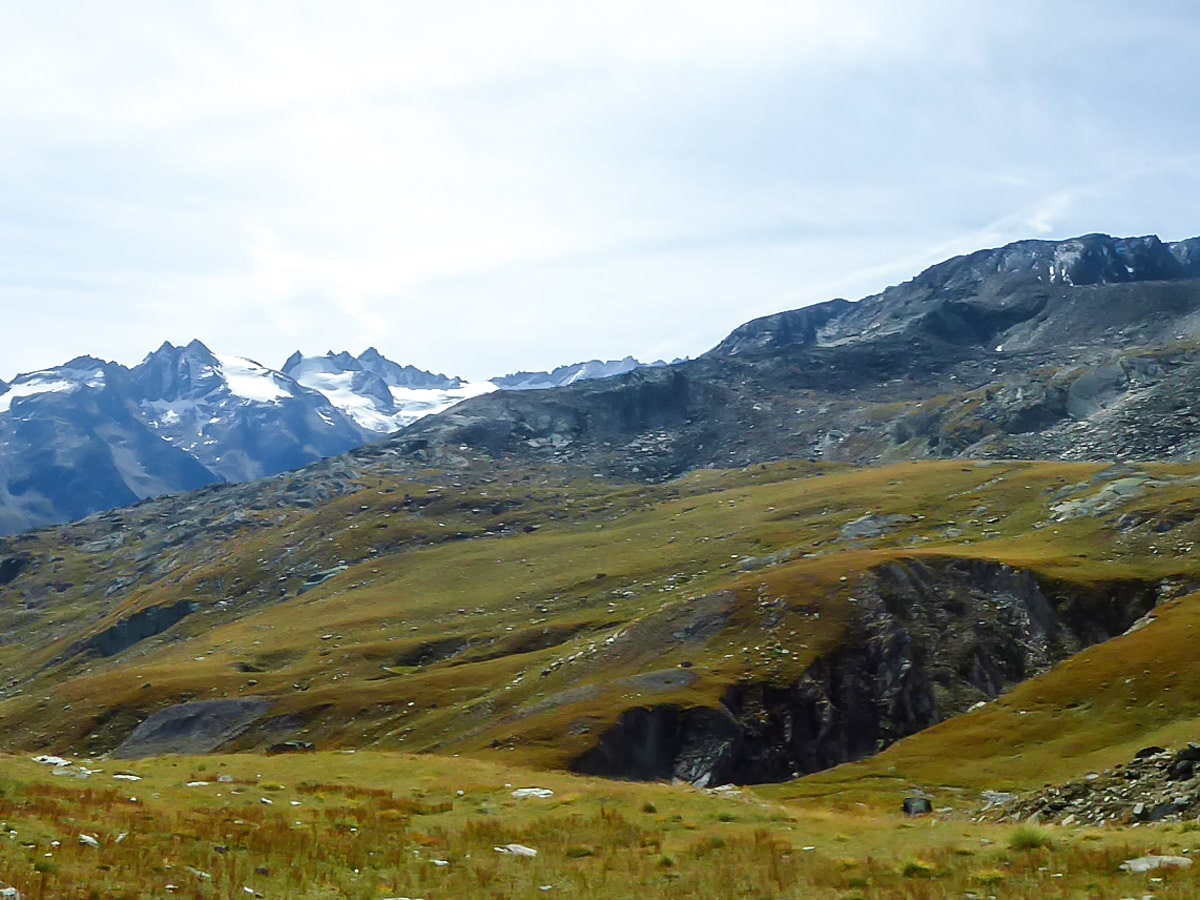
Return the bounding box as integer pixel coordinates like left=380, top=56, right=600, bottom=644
left=3, top=1, right=1200, bottom=382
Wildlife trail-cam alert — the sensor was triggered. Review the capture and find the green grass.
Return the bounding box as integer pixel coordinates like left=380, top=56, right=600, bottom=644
left=5, top=458, right=1200, bottom=894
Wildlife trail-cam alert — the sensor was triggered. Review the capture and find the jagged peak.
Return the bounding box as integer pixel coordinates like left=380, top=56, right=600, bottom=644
left=281, top=350, right=305, bottom=373
left=142, top=338, right=218, bottom=366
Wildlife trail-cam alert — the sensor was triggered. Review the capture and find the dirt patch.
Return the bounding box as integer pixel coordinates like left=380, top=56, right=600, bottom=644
left=619, top=668, right=698, bottom=693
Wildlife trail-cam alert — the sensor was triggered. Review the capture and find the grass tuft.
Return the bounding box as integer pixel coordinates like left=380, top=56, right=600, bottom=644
left=1008, top=823, right=1054, bottom=851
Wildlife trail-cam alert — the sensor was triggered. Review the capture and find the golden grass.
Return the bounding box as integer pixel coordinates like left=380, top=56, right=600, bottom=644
left=1, top=749, right=1198, bottom=899
left=6, top=458, right=1200, bottom=770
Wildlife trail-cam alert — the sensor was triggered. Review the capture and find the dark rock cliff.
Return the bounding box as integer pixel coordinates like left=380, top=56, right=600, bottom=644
left=572, top=558, right=1158, bottom=786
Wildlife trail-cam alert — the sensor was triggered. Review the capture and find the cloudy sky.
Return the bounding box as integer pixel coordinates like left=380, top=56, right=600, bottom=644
left=3, top=1, right=1199, bottom=381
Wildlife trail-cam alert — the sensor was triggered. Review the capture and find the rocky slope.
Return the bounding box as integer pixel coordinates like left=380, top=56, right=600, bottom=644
left=983, top=742, right=1200, bottom=827
left=713, top=233, right=1200, bottom=356
left=390, top=233, right=1200, bottom=479
left=0, top=453, right=1194, bottom=791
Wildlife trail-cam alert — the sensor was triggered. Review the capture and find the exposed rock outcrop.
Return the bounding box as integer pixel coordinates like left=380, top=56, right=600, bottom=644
left=573, top=558, right=1157, bottom=786
left=113, top=698, right=273, bottom=759
left=573, top=607, right=937, bottom=786
left=0, top=555, right=28, bottom=587
left=79, top=599, right=199, bottom=658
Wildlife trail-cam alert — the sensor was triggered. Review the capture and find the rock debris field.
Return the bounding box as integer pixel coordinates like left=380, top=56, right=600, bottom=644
left=980, top=741, right=1200, bottom=828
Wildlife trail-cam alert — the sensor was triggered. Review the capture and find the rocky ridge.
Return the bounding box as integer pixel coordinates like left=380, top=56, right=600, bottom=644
left=492, top=357, right=664, bottom=390
left=391, top=233, right=1200, bottom=481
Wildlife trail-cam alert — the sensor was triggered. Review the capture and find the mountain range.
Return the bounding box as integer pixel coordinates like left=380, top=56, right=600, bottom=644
left=0, top=343, right=660, bottom=533
left=6, top=231, right=1200, bottom=895
left=9, top=229, right=1200, bottom=534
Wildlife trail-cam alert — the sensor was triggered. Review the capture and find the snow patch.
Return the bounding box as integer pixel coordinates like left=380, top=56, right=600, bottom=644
left=215, top=355, right=292, bottom=403
left=143, top=399, right=202, bottom=428
left=291, top=368, right=495, bottom=433
left=0, top=376, right=79, bottom=414
left=386, top=382, right=496, bottom=429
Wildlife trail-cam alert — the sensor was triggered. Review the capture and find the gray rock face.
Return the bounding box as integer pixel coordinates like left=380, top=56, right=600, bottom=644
left=113, top=698, right=273, bottom=759
left=571, top=705, right=741, bottom=786
left=78, top=599, right=199, bottom=658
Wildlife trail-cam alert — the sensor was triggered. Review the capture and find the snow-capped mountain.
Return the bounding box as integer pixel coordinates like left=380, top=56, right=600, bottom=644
left=0, top=354, right=216, bottom=534
left=0, top=341, right=376, bottom=533
left=281, top=349, right=495, bottom=434
left=129, top=341, right=365, bottom=482
left=0, top=355, right=108, bottom=415
left=491, top=357, right=662, bottom=390
left=0, top=342, right=665, bottom=533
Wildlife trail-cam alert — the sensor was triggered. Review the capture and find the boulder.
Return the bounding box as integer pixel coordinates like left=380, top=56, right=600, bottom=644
left=266, top=740, right=315, bottom=754
left=1120, top=855, right=1193, bottom=873
left=903, top=797, right=933, bottom=817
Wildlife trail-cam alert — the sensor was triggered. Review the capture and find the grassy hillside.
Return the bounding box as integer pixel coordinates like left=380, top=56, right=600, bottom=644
left=2, top=458, right=1198, bottom=766
left=4, top=457, right=1200, bottom=894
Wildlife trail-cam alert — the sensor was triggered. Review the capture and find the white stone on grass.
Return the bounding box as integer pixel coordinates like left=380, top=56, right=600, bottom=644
left=495, top=843, right=538, bottom=857
left=1120, top=855, right=1193, bottom=873
left=511, top=788, right=554, bottom=799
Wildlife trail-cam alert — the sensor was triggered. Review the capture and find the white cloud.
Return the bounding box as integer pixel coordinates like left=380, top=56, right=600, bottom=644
left=2, top=2, right=1200, bottom=379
